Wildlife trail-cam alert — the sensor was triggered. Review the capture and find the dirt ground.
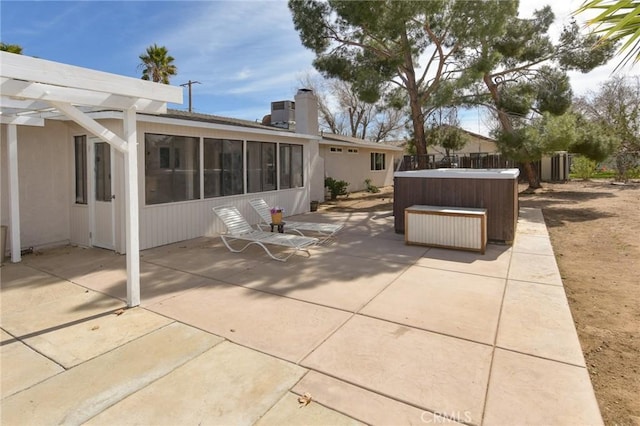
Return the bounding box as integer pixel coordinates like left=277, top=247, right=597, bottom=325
left=324, top=181, right=640, bottom=426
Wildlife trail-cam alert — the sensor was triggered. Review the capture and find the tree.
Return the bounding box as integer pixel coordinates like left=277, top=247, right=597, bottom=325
left=288, top=0, right=516, bottom=159
left=0, top=42, right=23, bottom=54
left=138, top=44, right=177, bottom=84
left=493, top=112, right=579, bottom=167
left=569, top=118, right=619, bottom=162
left=575, top=0, right=640, bottom=70
left=425, top=108, right=467, bottom=157
left=299, top=74, right=405, bottom=141
left=459, top=6, right=616, bottom=188
left=573, top=75, right=640, bottom=179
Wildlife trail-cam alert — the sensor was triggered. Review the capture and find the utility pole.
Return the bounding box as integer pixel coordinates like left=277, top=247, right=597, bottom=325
left=180, top=80, right=201, bottom=112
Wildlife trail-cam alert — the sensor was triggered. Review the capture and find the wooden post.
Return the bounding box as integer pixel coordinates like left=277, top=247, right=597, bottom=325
left=123, top=107, right=140, bottom=307
left=7, top=124, right=22, bottom=263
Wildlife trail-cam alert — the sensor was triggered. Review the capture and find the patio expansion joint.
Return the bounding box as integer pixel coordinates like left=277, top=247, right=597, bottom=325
left=0, top=326, right=68, bottom=382
left=324, top=247, right=428, bottom=265
left=292, top=367, right=476, bottom=426
left=478, top=242, right=513, bottom=426
left=134, top=310, right=316, bottom=375
left=79, top=333, right=229, bottom=425
left=0, top=320, right=198, bottom=405
left=142, top=256, right=400, bottom=320
left=492, top=345, right=589, bottom=369
left=354, top=311, right=499, bottom=348
left=507, top=277, right=565, bottom=288
left=295, top=312, right=358, bottom=365
left=407, top=261, right=511, bottom=281
left=139, top=257, right=294, bottom=299
left=0, top=306, right=148, bottom=374
left=294, top=256, right=418, bottom=365
left=273, top=373, right=368, bottom=425
left=19, top=259, right=131, bottom=304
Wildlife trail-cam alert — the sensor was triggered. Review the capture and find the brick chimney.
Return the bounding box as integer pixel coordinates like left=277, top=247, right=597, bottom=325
left=294, top=88, right=318, bottom=136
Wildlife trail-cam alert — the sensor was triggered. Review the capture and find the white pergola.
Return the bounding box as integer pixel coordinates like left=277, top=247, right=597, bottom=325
left=0, top=51, right=183, bottom=307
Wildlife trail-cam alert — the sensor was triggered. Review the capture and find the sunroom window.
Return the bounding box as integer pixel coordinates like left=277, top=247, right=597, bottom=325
left=279, top=143, right=303, bottom=189
left=203, top=138, right=243, bottom=197
left=247, top=141, right=276, bottom=193
left=145, top=133, right=200, bottom=205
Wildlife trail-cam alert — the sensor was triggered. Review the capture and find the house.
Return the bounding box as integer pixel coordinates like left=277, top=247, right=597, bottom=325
left=319, top=133, right=401, bottom=192
left=387, top=128, right=499, bottom=159
left=0, top=53, right=401, bottom=268
left=390, top=128, right=568, bottom=181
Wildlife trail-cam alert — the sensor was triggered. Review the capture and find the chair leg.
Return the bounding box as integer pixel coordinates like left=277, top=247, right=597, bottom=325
left=220, top=235, right=310, bottom=262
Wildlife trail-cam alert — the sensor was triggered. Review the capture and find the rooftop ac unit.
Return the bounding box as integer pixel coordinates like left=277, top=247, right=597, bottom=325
left=271, top=100, right=295, bottom=125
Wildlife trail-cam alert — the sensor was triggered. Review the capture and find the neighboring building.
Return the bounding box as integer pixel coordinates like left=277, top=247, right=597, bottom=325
left=319, top=133, right=401, bottom=193
left=388, top=129, right=569, bottom=181
left=426, top=129, right=498, bottom=157
left=388, top=128, right=499, bottom=158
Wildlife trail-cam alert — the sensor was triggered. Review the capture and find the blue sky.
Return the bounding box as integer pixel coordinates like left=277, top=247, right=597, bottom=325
left=1, top=1, right=316, bottom=121
left=0, top=1, right=631, bottom=137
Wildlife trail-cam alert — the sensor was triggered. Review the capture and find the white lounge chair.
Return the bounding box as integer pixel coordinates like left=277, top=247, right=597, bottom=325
left=212, top=205, right=318, bottom=262
left=249, top=198, right=343, bottom=243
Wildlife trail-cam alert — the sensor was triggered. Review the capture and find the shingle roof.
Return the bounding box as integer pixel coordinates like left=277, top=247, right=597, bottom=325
left=162, top=108, right=279, bottom=131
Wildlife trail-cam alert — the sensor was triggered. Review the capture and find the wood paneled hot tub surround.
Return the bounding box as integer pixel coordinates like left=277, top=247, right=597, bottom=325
left=393, top=169, right=520, bottom=243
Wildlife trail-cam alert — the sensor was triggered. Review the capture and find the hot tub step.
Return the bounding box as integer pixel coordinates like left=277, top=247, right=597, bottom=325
left=404, top=205, right=487, bottom=254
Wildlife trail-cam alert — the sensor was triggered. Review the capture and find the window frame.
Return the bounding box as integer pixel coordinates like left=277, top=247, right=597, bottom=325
left=74, top=135, right=87, bottom=205
left=246, top=141, right=277, bottom=194
left=370, top=152, right=386, bottom=171
left=203, top=138, right=244, bottom=198
left=279, top=143, right=304, bottom=189
left=144, top=133, right=201, bottom=205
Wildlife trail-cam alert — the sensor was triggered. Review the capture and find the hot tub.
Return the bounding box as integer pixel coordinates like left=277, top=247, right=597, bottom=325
left=393, top=168, right=520, bottom=243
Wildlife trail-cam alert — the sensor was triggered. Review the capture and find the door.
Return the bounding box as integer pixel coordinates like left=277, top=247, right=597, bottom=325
left=89, top=138, right=115, bottom=250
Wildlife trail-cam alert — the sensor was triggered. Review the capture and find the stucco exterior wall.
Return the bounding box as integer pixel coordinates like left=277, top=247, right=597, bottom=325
left=1, top=121, right=71, bottom=252
left=321, top=144, right=396, bottom=193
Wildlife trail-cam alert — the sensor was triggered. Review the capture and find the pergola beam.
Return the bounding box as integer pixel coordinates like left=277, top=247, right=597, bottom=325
left=0, top=51, right=182, bottom=104
left=0, top=51, right=183, bottom=308
left=0, top=115, right=44, bottom=126
left=49, top=101, right=129, bottom=154
left=1, top=78, right=169, bottom=115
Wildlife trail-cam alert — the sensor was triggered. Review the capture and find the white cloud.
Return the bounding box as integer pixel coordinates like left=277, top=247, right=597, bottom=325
left=234, top=67, right=253, bottom=81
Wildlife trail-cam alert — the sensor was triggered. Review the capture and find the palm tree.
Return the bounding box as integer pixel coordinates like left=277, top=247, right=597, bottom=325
left=0, top=42, right=23, bottom=54
left=138, top=44, right=177, bottom=84
left=575, top=0, right=640, bottom=70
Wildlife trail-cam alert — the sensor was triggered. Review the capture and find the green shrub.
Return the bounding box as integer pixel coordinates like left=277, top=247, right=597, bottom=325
left=627, top=166, right=640, bottom=179
left=364, top=178, right=380, bottom=193
left=570, top=156, right=597, bottom=180
left=325, top=177, right=349, bottom=200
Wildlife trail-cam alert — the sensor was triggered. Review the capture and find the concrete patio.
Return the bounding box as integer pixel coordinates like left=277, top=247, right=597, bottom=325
left=1, top=207, right=601, bottom=425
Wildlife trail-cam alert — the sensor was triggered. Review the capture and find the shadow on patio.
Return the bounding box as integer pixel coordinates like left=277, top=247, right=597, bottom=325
left=1, top=207, right=602, bottom=425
